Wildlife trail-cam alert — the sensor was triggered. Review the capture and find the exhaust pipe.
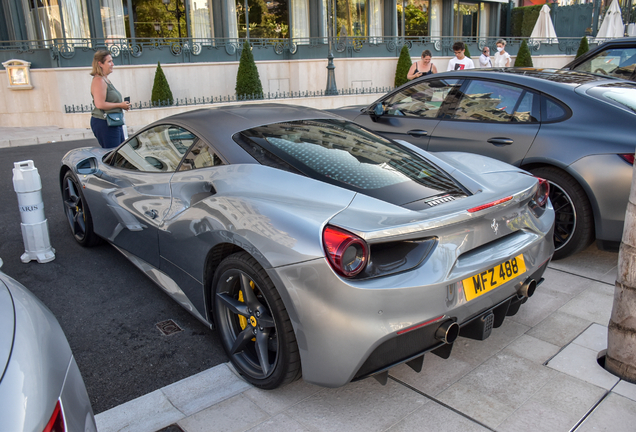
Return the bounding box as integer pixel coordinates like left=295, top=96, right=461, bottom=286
left=519, top=278, right=537, bottom=299
left=435, top=321, right=459, bottom=344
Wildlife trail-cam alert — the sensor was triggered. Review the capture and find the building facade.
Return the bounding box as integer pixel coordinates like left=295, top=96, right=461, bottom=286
left=1, top=0, right=508, bottom=49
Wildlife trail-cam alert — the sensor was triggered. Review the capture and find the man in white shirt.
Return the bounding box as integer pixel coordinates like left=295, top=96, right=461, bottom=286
left=479, top=47, right=493, bottom=68
left=447, top=41, right=475, bottom=71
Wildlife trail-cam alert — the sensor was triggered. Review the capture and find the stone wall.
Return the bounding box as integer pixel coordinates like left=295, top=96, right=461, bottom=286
left=0, top=55, right=574, bottom=129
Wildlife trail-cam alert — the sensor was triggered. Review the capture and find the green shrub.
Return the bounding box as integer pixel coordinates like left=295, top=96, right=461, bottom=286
left=576, top=36, right=590, bottom=59
left=395, top=44, right=412, bottom=88
left=514, top=40, right=534, bottom=67
left=511, top=8, right=524, bottom=37
left=511, top=5, right=543, bottom=37
left=236, top=40, right=263, bottom=99
left=521, top=6, right=542, bottom=37
left=464, top=45, right=472, bottom=59
left=151, top=62, right=174, bottom=106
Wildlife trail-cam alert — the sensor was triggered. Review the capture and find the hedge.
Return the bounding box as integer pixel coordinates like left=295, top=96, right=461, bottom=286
left=511, top=5, right=543, bottom=37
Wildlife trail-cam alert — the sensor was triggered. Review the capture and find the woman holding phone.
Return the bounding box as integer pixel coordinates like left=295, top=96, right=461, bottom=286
left=407, top=50, right=438, bottom=80
left=90, top=50, right=131, bottom=148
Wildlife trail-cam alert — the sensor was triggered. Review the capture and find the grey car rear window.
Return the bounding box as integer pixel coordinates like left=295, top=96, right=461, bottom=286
left=236, top=119, right=468, bottom=206
left=586, top=83, right=636, bottom=113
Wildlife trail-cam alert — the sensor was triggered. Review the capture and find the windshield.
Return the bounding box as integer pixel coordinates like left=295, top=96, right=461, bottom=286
left=236, top=119, right=468, bottom=207
left=586, top=82, right=636, bottom=114
left=572, top=47, right=636, bottom=80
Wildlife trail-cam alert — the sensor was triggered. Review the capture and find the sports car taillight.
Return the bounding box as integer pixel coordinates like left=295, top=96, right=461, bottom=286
left=43, top=401, right=65, bottom=432
left=467, top=196, right=513, bottom=213
left=534, top=177, right=550, bottom=208
left=323, top=226, right=369, bottom=277
left=619, top=154, right=635, bottom=165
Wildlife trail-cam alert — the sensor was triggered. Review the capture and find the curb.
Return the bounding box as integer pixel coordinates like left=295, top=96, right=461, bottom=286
left=0, top=126, right=143, bottom=149
left=0, top=131, right=92, bottom=148
left=95, top=363, right=251, bottom=432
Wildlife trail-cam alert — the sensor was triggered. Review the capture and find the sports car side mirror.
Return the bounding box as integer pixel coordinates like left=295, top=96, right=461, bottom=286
left=74, top=157, right=114, bottom=181
left=369, top=103, right=385, bottom=122
left=75, top=157, right=99, bottom=175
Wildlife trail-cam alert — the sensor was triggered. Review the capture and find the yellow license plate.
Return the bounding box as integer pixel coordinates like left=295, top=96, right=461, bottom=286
left=462, top=255, right=526, bottom=302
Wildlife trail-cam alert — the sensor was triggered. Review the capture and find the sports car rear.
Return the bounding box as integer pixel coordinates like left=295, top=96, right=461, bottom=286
left=268, top=151, right=554, bottom=387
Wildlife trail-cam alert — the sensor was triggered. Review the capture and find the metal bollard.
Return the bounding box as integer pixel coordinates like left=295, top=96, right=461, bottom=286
left=12, top=160, right=55, bottom=263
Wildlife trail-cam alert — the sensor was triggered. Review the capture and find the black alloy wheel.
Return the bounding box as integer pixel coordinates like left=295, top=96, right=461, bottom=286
left=530, top=166, right=594, bottom=260
left=62, top=171, right=101, bottom=247
left=213, top=252, right=301, bottom=389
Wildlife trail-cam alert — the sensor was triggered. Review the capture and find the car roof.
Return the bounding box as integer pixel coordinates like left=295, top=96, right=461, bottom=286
left=593, top=37, right=636, bottom=46
left=406, top=68, right=622, bottom=100
left=429, top=67, right=615, bottom=87
left=157, top=103, right=341, bottom=134
left=143, top=103, right=346, bottom=163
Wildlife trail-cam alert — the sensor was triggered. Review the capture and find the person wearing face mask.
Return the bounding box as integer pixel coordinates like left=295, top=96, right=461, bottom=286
left=493, top=39, right=511, bottom=67
left=479, top=47, right=493, bottom=68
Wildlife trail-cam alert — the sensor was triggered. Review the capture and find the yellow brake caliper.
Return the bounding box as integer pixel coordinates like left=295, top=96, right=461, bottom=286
left=238, top=280, right=257, bottom=341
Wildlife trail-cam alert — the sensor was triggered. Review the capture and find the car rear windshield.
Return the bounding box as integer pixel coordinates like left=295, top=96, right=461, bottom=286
left=235, top=119, right=468, bottom=207
left=586, top=82, right=636, bottom=114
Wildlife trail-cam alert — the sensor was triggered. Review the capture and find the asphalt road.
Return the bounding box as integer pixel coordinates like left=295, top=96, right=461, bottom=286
left=0, top=139, right=228, bottom=414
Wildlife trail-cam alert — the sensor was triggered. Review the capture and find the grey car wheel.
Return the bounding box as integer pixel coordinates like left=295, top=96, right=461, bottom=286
left=213, top=252, right=301, bottom=389
left=62, top=171, right=101, bottom=247
left=530, top=167, right=594, bottom=260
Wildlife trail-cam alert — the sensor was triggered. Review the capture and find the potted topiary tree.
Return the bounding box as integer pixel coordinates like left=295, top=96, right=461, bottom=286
left=514, top=40, right=534, bottom=67
left=151, top=62, right=174, bottom=106
left=395, top=44, right=411, bottom=88
left=236, top=40, right=264, bottom=99
left=576, top=36, right=590, bottom=59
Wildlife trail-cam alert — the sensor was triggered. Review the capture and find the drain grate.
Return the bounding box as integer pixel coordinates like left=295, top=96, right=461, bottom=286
left=156, top=319, right=183, bottom=336
left=156, top=425, right=185, bottom=432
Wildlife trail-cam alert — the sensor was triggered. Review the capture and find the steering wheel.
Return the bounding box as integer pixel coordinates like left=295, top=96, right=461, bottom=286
left=594, top=68, right=609, bottom=75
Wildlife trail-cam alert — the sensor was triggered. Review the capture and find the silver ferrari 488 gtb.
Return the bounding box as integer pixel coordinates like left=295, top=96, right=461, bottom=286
left=60, top=104, right=554, bottom=389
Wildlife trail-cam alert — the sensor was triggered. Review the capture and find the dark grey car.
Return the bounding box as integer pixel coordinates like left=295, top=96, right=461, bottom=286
left=330, top=69, right=636, bottom=259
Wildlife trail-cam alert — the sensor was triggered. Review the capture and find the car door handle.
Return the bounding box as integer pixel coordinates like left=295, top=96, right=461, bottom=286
left=144, top=209, right=158, bottom=219
left=407, top=129, right=429, bottom=137
left=487, top=138, right=514, bottom=146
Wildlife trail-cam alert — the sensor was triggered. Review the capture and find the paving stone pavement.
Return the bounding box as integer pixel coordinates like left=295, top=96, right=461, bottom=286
left=92, top=244, right=636, bottom=432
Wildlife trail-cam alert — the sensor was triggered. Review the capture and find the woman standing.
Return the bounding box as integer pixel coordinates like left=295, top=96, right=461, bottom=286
left=493, top=39, right=512, bottom=67
left=407, top=50, right=438, bottom=80
left=90, top=50, right=130, bottom=149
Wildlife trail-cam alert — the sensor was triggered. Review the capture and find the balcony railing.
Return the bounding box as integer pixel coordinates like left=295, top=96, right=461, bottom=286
left=1, top=36, right=591, bottom=69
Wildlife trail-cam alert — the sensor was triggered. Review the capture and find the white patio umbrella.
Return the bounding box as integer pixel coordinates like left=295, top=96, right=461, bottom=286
left=596, top=0, right=624, bottom=40
left=530, top=5, right=559, bottom=44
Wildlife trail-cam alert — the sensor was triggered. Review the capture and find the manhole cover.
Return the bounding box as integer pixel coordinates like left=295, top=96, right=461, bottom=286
left=156, top=319, right=183, bottom=336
